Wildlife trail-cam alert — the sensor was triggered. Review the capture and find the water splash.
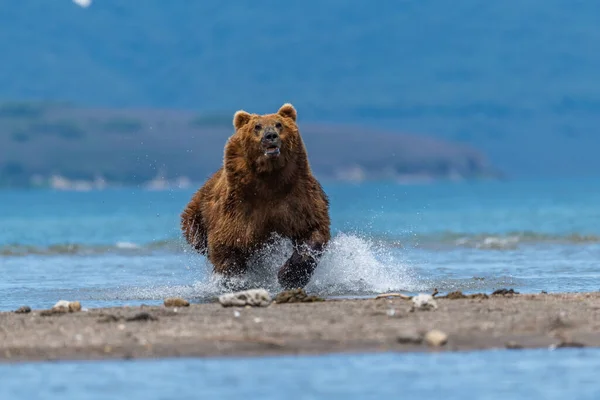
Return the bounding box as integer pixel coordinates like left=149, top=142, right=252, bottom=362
left=306, top=233, right=421, bottom=295
left=105, top=233, right=422, bottom=302
left=72, top=0, right=92, bottom=8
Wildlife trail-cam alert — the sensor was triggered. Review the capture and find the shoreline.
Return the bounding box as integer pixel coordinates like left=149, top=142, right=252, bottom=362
left=1, top=292, right=599, bottom=363
left=0, top=174, right=503, bottom=191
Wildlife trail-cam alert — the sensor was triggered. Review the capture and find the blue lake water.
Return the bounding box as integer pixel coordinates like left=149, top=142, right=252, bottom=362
left=1, top=348, right=599, bottom=400
left=1, top=179, right=600, bottom=397
left=1, top=179, right=600, bottom=311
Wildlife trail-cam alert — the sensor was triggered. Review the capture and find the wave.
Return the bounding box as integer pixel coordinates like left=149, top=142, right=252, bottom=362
left=0, top=239, right=182, bottom=256
left=2, top=231, right=600, bottom=256
left=411, top=231, right=600, bottom=250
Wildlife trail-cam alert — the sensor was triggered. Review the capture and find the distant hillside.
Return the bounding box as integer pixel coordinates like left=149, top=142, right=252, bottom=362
left=0, top=103, right=499, bottom=188
left=2, top=1, right=600, bottom=177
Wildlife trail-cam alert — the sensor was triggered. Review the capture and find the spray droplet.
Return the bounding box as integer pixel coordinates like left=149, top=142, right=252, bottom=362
left=72, top=0, right=92, bottom=7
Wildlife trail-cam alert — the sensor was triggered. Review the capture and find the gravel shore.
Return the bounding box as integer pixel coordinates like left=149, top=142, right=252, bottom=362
left=1, top=292, right=599, bottom=363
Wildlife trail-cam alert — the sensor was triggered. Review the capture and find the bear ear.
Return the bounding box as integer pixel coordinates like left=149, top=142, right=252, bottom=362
left=277, top=103, right=297, bottom=122
left=233, top=110, right=252, bottom=130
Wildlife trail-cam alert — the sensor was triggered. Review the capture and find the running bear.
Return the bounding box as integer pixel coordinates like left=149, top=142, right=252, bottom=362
left=181, top=103, right=331, bottom=289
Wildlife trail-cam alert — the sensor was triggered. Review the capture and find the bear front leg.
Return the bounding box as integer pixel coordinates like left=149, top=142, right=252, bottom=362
left=209, top=244, right=249, bottom=279
left=277, top=236, right=327, bottom=290
left=181, top=193, right=208, bottom=255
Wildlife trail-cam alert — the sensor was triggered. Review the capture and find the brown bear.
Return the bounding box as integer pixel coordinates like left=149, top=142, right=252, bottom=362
left=181, top=103, right=331, bottom=289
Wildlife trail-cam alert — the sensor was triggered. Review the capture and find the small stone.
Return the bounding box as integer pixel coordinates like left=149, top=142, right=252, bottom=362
left=441, top=291, right=489, bottom=300
left=375, top=292, right=411, bottom=300
left=125, top=312, right=157, bottom=322
left=445, top=291, right=467, bottom=299
left=424, top=329, right=448, bottom=347
left=51, top=300, right=82, bottom=313
left=68, top=301, right=82, bottom=312
left=52, top=300, right=71, bottom=313
left=14, top=306, right=31, bottom=314
left=397, top=331, right=423, bottom=344
left=506, top=341, right=523, bottom=349
left=492, top=288, right=519, bottom=296
left=219, top=289, right=272, bottom=307
left=274, top=288, right=324, bottom=304
left=164, top=297, right=190, bottom=307
left=556, top=341, right=585, bottom=348
left=411, top=294, right=438, bottom=311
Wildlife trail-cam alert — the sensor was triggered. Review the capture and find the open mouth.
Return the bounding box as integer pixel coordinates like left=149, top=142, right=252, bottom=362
left=264, top=146, right=280, bottom=157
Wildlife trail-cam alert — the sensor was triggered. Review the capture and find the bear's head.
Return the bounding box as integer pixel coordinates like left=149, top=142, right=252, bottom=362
left=231, top=103, right=306, bottom=175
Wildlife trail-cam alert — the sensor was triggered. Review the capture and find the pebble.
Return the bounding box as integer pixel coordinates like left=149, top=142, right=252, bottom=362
left=411, top=294, right=438, bottom=311
left=125, top=312, right=157, bottom=322
left=375, top=292, right=411, bottom=300
left=442, top=291, right=489, bottom=300
left=219, top=289, right=272, bottom=307
left=424, top=329, right=448, bottom=347
left=492, top=288, right=519, bottom=296
left=555, top=341, right=585, bottom=348
left=164, top=297, right=190, bottom=307
left=274, top=288, right=324, bottom=304
left=52, top=300, right=71, bottom=313
left=397, top=331, right=423, bottom=345
left=68, top=301, right=82, bottom=312
left=505, top=341, right=523, bottom=349
left=14, top=306, right=31, bottom=314
left=51, top=300, right=82, bottom=313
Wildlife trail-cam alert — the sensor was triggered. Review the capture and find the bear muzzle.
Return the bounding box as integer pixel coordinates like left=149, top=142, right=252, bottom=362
left=262, top=129, right=281, bottom=158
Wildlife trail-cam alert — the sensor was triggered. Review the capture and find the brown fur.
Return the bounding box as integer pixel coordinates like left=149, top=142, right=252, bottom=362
left=181, top=103, right=331, bottom=289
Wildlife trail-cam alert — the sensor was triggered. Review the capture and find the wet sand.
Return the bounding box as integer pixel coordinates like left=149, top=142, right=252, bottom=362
left=1, top=292, right=600, bottom=363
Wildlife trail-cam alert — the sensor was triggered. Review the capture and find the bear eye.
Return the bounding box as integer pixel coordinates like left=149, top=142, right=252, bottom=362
left=275, top=122, right=283, bottom=129
left=254, top=124, right=262, bottom=131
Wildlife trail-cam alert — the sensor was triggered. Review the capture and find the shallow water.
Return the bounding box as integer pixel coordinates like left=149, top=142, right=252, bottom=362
left=1, top=179, right=600, bottom=311
left=1, top=348, right=599, bottom=399
left=2, top=179, right=600, bottom=397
